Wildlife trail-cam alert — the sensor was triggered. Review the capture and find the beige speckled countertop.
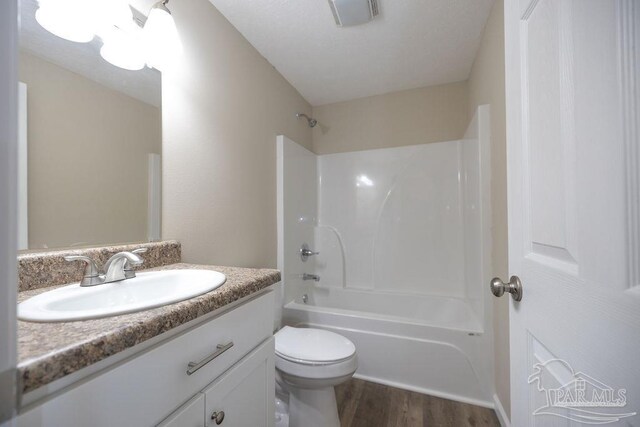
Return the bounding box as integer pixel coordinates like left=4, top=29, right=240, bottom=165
left=17, top=263, right=280, bottom=395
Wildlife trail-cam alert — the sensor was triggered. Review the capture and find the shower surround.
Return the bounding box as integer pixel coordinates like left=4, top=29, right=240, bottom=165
left=277, top=105, right=494, bottom=407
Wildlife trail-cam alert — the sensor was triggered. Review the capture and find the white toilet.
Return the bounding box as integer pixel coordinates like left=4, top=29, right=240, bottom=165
left=274, top=326, right=357, bottom=427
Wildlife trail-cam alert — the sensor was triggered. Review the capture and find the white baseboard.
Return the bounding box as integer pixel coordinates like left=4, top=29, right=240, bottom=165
left=492, top=393, right=510, bottom=427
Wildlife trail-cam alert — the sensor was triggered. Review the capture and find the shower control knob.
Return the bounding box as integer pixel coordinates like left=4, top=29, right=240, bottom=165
left=490, top=276, right=523, bottom=302
left=300, top=243, right=319, bottom=262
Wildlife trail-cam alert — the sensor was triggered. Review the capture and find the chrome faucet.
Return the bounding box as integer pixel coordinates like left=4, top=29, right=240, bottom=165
left=64, top=249, right=146, bottom=287
left=302, top=273, right=320, bottom=282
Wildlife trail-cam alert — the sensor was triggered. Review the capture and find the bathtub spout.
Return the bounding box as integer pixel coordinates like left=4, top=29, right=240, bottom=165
left=302, top=273, right=320, bottom=282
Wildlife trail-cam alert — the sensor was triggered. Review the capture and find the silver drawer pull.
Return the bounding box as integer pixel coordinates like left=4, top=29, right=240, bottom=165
left=186, top=342, right=234, bottom=375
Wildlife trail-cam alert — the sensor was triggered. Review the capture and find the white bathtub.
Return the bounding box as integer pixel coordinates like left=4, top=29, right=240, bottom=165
left=282, top=287, right=494, bottom=408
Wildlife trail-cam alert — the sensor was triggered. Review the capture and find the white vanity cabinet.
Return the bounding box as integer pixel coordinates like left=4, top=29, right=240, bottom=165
left=18, top=291, right=276, bottom=427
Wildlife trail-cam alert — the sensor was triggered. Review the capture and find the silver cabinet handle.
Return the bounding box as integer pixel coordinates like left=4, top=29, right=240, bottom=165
left=186, top=342, right=234, bottom=375
left=211, top=411, right=225, bottom=425
left=490, top=276, right=523, bottom=301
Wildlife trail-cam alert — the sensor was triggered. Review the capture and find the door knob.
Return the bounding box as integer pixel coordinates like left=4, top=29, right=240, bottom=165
left=490, top=276, right=523, bottom=301
left=211, top=410, right=225, bottom=424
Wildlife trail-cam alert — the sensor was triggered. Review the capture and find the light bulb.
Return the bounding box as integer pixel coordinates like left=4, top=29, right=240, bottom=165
left=100, top=25, right=146, bottom=71
left=143, top=2, right=182, bottom=71
left=35, top=0, right=97, bottom=43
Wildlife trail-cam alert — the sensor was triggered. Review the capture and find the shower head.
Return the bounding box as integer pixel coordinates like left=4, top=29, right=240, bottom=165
left=296, top=113, right=318, bottom=128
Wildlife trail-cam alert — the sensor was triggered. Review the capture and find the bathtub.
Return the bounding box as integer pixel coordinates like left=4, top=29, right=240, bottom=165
left=282, top=287, right=494, bottom=408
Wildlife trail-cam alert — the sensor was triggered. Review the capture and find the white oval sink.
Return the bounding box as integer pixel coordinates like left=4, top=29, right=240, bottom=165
left=18, top=269, right=226, bottom=322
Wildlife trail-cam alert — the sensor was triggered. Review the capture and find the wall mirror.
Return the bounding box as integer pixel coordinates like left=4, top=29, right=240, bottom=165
left=18, top=0, right=162, bottom=251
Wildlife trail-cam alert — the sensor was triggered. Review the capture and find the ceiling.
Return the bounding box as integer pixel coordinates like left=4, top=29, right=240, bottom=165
left=20, top=0, right=161, bottom=107
left=207, top=0, right=494, bottom=106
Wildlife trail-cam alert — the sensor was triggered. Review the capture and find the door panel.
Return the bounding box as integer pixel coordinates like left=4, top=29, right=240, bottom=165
left=523, top=0, right=578, bottom=272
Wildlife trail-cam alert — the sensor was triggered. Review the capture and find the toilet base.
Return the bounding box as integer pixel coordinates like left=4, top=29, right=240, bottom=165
left=288, top=385, right=340, bottom=427
left=275, top=396, right=290, bottom=427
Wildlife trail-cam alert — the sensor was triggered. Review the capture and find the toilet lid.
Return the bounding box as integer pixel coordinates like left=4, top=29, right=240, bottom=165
left=275, top=326, right=356, bottom=364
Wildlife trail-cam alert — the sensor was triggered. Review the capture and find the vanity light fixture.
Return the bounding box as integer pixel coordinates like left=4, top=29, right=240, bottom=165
left=35, top=0, right=182, bottom=72
left=143, top=0, right=183, bottom=71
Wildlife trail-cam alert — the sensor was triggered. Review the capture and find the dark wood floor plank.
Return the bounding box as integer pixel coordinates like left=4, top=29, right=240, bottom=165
left=468, top=403, right=501, bottom=427
left=423, top=395, right=456, bottom=427
left=349, top=381, right=390, bottom=427
left=336, top=379, right=501, bottom=427
left=385, top=388, right=424, bottom=427
left=337, top=378, right=366, bottom=426
left=385, top=386, right=407, bottom=426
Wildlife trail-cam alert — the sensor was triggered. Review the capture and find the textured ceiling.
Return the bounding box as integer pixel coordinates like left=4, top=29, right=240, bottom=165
left=207, top=0, right=494, bottom=106
left=20, top=0, right=161, bottom=107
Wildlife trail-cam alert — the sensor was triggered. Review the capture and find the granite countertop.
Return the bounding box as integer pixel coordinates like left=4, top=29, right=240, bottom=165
left=17, top=263, right=280, bottom=395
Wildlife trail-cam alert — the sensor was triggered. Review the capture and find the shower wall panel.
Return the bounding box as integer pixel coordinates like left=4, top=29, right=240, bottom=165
left=317, top=141, right=473, bottom=297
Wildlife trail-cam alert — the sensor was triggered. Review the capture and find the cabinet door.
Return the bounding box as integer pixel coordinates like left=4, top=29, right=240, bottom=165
left=157, top=394, right=205, bottom=427
left=204, top=338, right=275, bottom=427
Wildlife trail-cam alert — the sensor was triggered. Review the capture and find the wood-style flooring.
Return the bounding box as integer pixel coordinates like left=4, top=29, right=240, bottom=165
left=335, top=378, right=500, bottom=427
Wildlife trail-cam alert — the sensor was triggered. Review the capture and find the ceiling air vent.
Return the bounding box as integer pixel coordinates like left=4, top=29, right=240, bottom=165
left=328, top=0, right=380, bottom=27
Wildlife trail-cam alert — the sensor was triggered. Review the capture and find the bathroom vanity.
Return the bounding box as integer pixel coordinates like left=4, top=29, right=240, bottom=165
left=16, top=242, right=279, bottom=427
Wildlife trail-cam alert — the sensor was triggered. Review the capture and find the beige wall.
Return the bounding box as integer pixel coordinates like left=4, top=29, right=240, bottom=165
left=162, top=0, right=312, bottom=268
left=468, top=0, right=510, bottom=418
left=19, top=51, right=161, bottom=249
left=311, top=82, right=468, bottom=154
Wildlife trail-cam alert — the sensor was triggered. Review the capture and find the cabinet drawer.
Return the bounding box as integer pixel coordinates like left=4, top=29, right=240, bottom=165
left=18, top=291, right=274, bottom=427
left=204, top=337, right=275, bottom=427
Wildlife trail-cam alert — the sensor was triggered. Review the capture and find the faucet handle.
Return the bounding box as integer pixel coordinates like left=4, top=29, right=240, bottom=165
left=124, top=249, right=147, bottom=279
left=300, top=243, right=319, bottom=262
left=64, top=255, right=103, bottom=286
left=64, top=255, right=100, bottom=277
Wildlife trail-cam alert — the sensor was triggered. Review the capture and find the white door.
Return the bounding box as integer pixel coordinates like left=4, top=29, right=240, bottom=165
left=504, top=0, right=640, bottom=425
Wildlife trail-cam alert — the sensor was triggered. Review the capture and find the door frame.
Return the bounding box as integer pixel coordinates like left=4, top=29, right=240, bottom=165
left=504, top=0, right=523, bottom=418
left=0, top=0, right=19, bottom=425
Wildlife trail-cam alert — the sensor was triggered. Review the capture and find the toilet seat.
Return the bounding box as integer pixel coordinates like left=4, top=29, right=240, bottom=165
left=274, top=326, right=357, bottom=381
left=275, top=326, right=356, bottom=365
